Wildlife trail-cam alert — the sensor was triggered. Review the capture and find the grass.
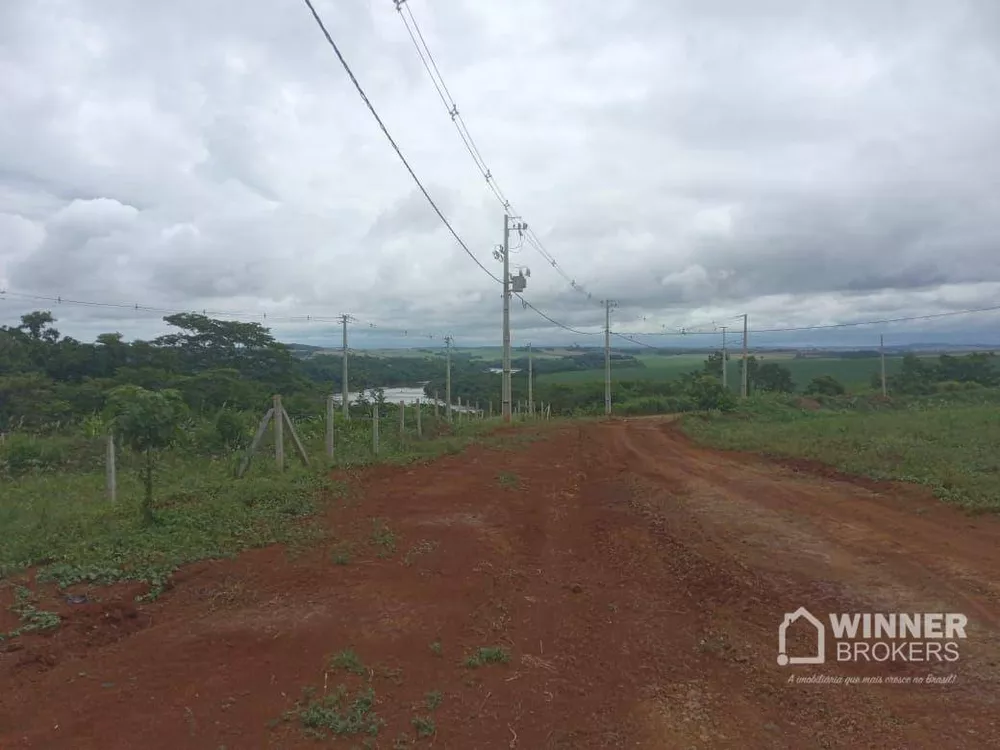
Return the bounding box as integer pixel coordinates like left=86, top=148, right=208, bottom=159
left=497, top=471, right=520, bottom=489
left=411, top=716, right=435, bottom=738
left=285, top=684, right=384, bottom=739
left=424, top=690, right=443, bottom=711
left=429, top=640, right=443, bottom=656
left=331, top=542, right=353, bottom=566
left=329, top=648, right=366, bottom=675
left=0, top=412, right=507, bottom=598
left=370, top=519, right=397, bottom=558
left=680, top=391, right=1000, bottom=512
left=464, top=645, right=511, bottom=668
left=0, top=586, right=61, bottom=641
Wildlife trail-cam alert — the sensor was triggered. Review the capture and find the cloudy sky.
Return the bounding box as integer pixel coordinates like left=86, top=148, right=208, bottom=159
left=2, top=0, right=999, bottom=350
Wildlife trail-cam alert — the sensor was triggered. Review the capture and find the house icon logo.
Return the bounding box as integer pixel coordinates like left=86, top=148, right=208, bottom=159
left=778, top=606, right=825, bottom=665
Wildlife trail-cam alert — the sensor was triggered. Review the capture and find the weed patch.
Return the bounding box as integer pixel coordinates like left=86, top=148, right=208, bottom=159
left=370, top=519, right=397, bottom=558
left=328, top=648, right=366, bottom=676
left=411, top=715, right=436, bottom=738
left=284, top=685, right=383, bottom=739
left=464, top=645, right=510, bottom=668
left=497, top=471, right=520, bottom=489
left=424, top=690, right=443, bottom=711
left=0, top=586, right=61, bottom=641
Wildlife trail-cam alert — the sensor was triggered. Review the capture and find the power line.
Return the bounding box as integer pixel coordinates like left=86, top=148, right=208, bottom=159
left=300, top=0, right=500, bottom=286
left=515, top=294, right=601, bottom=336
left=394, top=0, right=602, bottom=307
left=299, top=0, right=592, bottom=336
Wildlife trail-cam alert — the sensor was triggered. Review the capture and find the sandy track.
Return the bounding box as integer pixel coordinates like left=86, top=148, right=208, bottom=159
left=2, top=419, right=999, bottom=748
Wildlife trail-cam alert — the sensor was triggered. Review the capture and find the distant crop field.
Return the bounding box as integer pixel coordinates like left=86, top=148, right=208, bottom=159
left=538, top=354, right=918, bottom=389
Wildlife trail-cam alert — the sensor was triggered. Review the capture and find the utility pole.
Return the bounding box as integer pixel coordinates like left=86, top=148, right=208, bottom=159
left=603, top=299, right=617, bottom=416
left=445, top=335, right=453, bottom=423
left=741, top=313, right=749, bottom=399
left=880, top=334, right=887, bottom=397
left=500, top=213, right=528, bottom=423
left=527, top=343, right=533, bottom=417
left=720, top=326, right=728, bottom=390
left=340, top=314, right=350, bottom=419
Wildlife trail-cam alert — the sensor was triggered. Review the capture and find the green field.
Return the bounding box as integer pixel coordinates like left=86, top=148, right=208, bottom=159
left=680, top=392, right=1000, bottom=512
left=538, top=353, right=913, bottom=389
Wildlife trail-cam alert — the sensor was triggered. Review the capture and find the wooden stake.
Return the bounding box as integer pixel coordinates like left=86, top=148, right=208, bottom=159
left=106, top=433, right=116, bottom=502
left=399, top=400, right=405, bottom=439
left=325, top=394, right=335, bottom=462
left=238, top=407, right=274, bottom=478
left=416, top=398, right=422, bottom=437
left=372, top=405, right=380, bottom=456
left=273, top=395, right=284, bottom=470
left=282, top=408, right=309, bottom=466
left=434, top=391, right=439, bottom=418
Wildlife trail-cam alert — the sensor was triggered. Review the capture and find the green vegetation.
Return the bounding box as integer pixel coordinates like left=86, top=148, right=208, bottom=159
left=429, top=640, right=443, bottom=656
left=331, top=543, right=352, bottom=566
left=370, top=519, right=397, bottom=558
left=285, top=685, right=384, bottom=739
left=105, top=385, right=188, bottom=524
left=424, top=690, right=443, bottom=711
left=497, top=471, right=520, bottom=489
left=0, top=586, right=61, bottom=641
left=411, top=715, right=436, bottom=738
left=329, top=648, right=366, bottom=676
left=464, top=646, right=511, bottom=668
left=681, top=389, right=1000, bottom=512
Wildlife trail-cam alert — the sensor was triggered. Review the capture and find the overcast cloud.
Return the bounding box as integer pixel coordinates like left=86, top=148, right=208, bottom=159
left=2, top=0, right=999, bottom=349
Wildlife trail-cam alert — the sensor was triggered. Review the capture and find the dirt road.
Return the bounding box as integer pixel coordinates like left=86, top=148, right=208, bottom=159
left=3, top=418, right=1000, bottom=748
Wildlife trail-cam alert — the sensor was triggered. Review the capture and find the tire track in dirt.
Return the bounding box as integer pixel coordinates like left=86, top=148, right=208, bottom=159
left=596, top=418, right=1000, bottom=748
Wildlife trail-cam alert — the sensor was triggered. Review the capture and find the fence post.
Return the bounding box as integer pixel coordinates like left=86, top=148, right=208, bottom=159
left=273, top=394, right=284, bottom=470
left=457, top=396, right=462, bottom=422
left=489, top=400, right=493, bottom=419
left=476, top=401, right=480, bottom=420
left=399, top=400, right=405, bottom=440
left=326, top=394, right=335, bottom=462
left=434, top=391, right=439, bottom=418
left=416, top=398, right=422, bottom=437
left=106, top=433, right=116, bottom=502
left=372, top=405, right=380, bottom=456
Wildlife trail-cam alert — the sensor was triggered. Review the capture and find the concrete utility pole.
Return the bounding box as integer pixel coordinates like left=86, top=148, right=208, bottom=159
left=501, top=213, right=528, bottom=423
left=603, top=299, right=617, bottom=416
left=720, top=326, right=729, bottom=390
left=527, top=343, right=533, bottom=417
left=880, top=334, right=888, bottom=397
left=445, top=335, right=453, bottom=423
left=340, top=314, right=350, bottom=419
left=741, top=313, right=749, bottom=399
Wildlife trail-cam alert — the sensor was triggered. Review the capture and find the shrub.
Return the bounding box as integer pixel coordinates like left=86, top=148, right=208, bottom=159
left=805, top=375, right=846, bottom=396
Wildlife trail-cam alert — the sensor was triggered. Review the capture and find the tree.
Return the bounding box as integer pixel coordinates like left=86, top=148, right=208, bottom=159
left=754, top=363, right=795, bottom=393
left=685, top=372, right=736, bottom=411
left=703, top=351, right=724, bottom=377
left=805, top=375, right=845, bottom=396
left=106, top=385, right=187, bottom=523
